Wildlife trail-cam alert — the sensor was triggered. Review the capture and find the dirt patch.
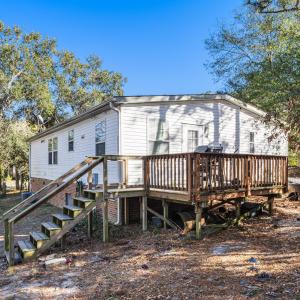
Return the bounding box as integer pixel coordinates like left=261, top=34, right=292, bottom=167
left=0, top=193, right=61, bottom=256
left=0, top=198, right=300, bottom=299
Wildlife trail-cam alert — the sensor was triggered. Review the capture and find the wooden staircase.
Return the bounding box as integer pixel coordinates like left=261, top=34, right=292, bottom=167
left=16, top=194, right=96, bottom=262
left=2, top=156, right=104, bottom=266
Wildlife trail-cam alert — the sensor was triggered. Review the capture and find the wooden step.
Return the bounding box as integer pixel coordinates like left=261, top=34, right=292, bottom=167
left=17, top=240, right=36, bottom=260
left=41, top=222, right=61, bottom=237
left=52, top=213, right=73, bottom=227
left=73, top=196, right=95, bottom=209
left=83, top=190, right=97, bottom=200
left=63, top=205, right=82, bottom=218
left=30, top=231, right=49, bottom=249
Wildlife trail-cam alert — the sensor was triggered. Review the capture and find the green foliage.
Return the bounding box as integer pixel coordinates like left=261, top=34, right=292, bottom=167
left=247, top=0, right=300, bottom=13
left=205, top=5, right=300, bottom=150
left=0, top=119, right=33, bottom=186
left=0, top=21, right=125, bottom=187
left=288, top=151, right=299, bottom=166
left=0, top=20, right=125, bottom=124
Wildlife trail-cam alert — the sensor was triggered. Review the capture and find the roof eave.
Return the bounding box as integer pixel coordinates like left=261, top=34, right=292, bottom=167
left=28, top=100, right=114, bottom=142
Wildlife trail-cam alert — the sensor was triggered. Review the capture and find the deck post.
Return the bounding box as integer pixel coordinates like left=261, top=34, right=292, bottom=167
left=8, top=221, right=14, bottom=266
left=195, top=202, right=202, bottom=240
left=87, top=164, right=93, bottom=190
left=268, top=195, right=274, bottom=215
left=124, top=197, right=129, bottom=225
left=162, top=200, right=169, bottom=230
left=4, top=218, right=9, bottom=252
left=139, top=197, right=143, bottom=224
left=245, top=156, right=251, bottom=196
left=142, top=196, right=148, bottom=231
left=102, top=157, right=109, bottom=242
left=284, top=156, right=289, bottom=193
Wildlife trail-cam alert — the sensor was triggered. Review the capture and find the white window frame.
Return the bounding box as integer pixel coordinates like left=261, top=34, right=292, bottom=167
left=68, top=129, right=74, bottom=152
left=48, top=137, right=58, bottom=165
left=187, top=130, right=199, bottom=153
left=95, top=120, right=106, bottom=155
left=147, top=118, right=170, bottom=155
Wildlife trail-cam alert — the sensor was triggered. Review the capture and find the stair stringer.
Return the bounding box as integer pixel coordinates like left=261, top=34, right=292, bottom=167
left=34, top=202, right=97, bottom=259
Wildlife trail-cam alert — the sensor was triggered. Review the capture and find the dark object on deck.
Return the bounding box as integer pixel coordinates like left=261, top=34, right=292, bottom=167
left=194, top=145, right=223, bottom=153
left=21, top=192, right=33, bottom=201
left=152, top=216, right=162, bottom=228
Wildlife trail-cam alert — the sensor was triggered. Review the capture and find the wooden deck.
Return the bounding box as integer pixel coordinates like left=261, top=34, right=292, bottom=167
left=3, top=153, right=288, bottom=265
left=144, top=153, right=288, bottom=202
left=86, top=153, right=288, bottom=204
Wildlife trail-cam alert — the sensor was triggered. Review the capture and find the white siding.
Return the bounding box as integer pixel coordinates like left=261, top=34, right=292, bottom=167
left=120, top=101, right=288, bottom=184
left=30, top=98, right=288, bottom=186
left=30, top=110, right=119, bottom=183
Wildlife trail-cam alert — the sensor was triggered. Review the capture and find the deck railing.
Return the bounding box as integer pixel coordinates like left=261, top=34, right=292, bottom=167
left=144, top=153, right=288, bottom=200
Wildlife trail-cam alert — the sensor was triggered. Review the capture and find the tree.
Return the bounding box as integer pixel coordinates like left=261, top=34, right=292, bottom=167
left=205, top=5, right=300, bottom=149
left=0, top=120, right=33, bottom=191
left=0, top=21, right=125, bottom=127
left=247, top=0, right=300, bottom=13
left=0, top=21, right=125, bottom=191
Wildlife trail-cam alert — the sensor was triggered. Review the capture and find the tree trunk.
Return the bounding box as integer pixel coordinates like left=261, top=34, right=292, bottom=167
left=20, top=173, right=24, bottom=191
left=0, top=166, right=3, bottom=194
left=15, top=169, right=20, bottom=191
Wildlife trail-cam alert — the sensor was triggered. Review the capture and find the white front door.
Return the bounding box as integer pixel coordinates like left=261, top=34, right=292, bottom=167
left=183, top=124, right=204, bottom=152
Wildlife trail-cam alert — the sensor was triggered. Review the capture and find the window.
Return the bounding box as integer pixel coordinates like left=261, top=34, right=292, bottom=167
left=95, top=120, right=106, bottom=155
left=249, top=132, right=255, bottom=153
left=48, top=137, right=58, bottom=164
left=68, top=130, right=74, bottom=151
left=187, top=130, right=199, bottom=152
left=148, top=119, right=169, bottom=154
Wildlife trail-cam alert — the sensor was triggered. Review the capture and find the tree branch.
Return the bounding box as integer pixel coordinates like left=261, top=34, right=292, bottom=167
left=247, top=0, right=300, bottom=13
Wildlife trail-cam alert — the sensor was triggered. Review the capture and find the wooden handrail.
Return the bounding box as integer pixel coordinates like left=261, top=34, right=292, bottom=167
left=2, top=157, right=94, bottom=221
left=144, top=152, right=288, bottom=200
left=9, top=156, right=104, bottom=224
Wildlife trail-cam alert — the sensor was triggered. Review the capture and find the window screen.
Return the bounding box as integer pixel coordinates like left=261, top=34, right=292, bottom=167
left=68, top=130, right=74, bottom=151
left=148, top=119, right=169, bottom=155
left=95, top=120, right=106, bottom=155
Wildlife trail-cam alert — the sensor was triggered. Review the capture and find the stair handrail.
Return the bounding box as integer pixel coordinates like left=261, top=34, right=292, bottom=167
left=8, top=156, right=104, bottom=224
left=2, top=157, right=94, bottom=221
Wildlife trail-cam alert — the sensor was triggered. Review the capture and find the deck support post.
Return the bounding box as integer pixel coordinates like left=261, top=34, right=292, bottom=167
left=195, top=203, right=202, bottom=240
left=102, top=157, right=109, bottom=243
left=268, top=195, right=274, bottom=215
left=87, top=168, right=93, bottom=190
left=142, top=196, right=147, bottom=231
left=8, top=221, right=14, bottom=266
left=162, top=200, right=169, bottom=230
left=4, top=219, right=9, bottom=252
left=88, top=210, right=93, bottom=238
left=124, top=197, right=129, bottom=225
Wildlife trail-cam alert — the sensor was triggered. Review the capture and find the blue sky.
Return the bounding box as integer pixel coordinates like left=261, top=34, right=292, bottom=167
left=1, top=0, right=242, bottom=95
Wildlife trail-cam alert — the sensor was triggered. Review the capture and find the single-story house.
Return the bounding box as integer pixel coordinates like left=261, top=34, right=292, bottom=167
left=28, top=94, right=288, bottom=223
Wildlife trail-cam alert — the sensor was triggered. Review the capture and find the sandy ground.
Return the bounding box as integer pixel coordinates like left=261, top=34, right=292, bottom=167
left=0, top=194, right=60, bottom=256
left=0, top=197, right=299, bottom=300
